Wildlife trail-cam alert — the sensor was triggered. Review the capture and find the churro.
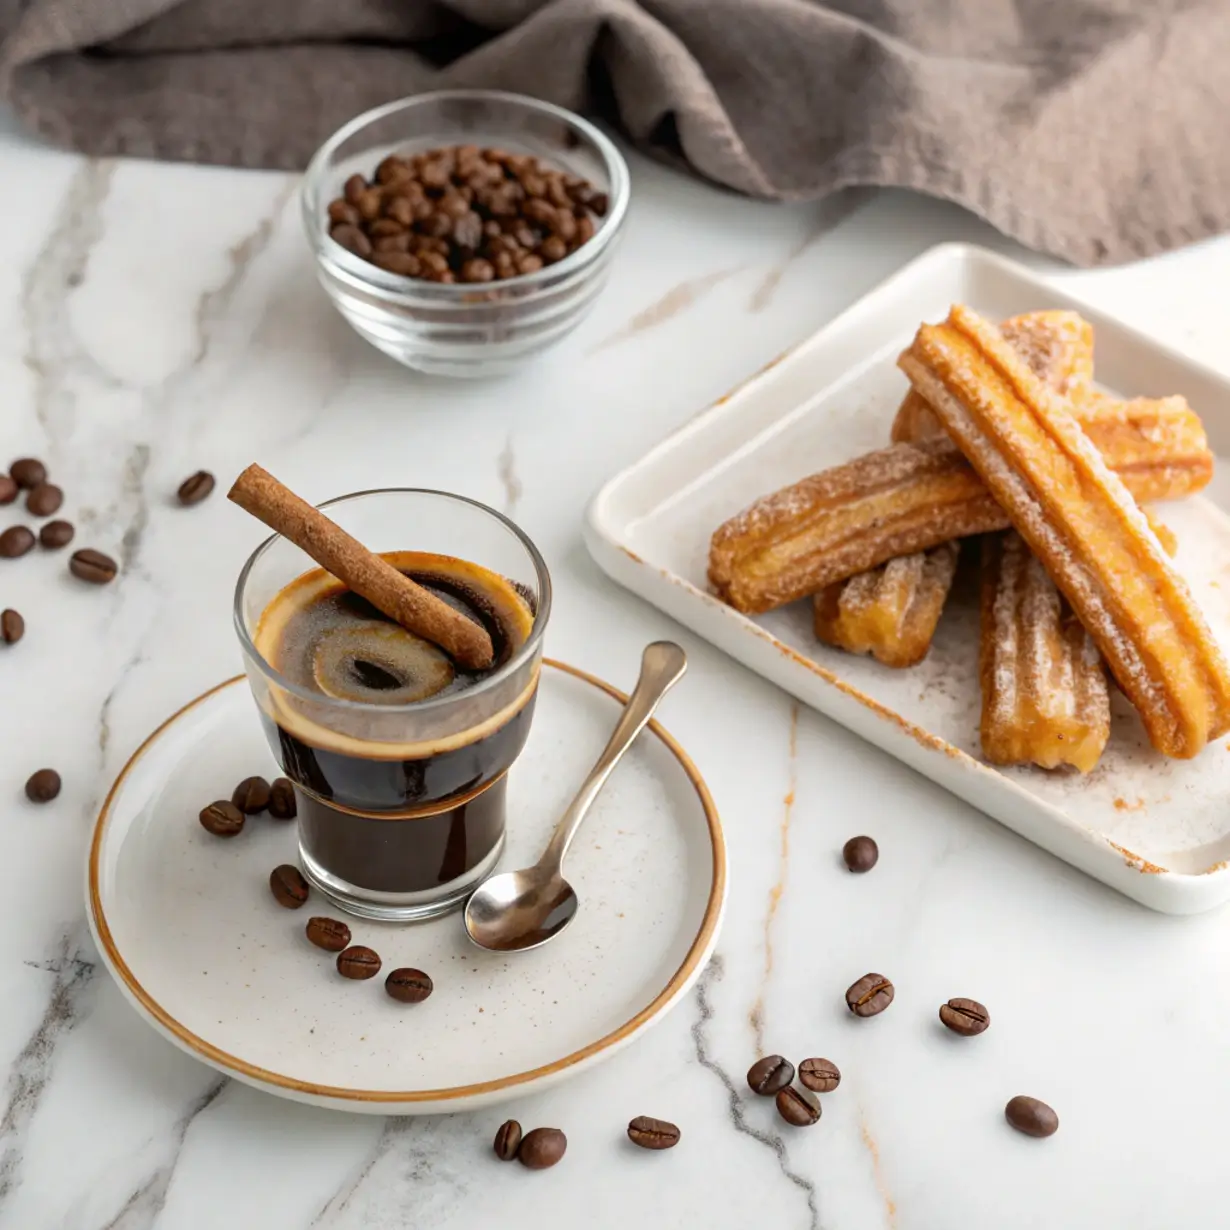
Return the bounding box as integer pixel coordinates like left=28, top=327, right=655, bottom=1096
left=899, top=304, right=1230, bottom=759
left=709, top=396, right=1211, bottom=614
left=893, top=310, right=1094, bottom=444
left=814, top=543, right=959, bottom=668
left=980, top=531, right=1110, bottom=772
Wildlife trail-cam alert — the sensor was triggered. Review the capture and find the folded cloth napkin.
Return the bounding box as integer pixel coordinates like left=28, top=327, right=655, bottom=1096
left=3, top=0, right=1229, bottom=266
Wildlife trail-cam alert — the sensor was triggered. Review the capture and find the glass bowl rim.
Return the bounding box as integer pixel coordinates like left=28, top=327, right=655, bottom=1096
left=301, top=88, right=631, bottom=298
left=233, top=486, right=553, bottom=716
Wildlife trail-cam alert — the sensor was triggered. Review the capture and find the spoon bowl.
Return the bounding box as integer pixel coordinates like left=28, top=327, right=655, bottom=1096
left=463, top=870, right=577, bottom=953
left=464, top=642, right=687, bottom=952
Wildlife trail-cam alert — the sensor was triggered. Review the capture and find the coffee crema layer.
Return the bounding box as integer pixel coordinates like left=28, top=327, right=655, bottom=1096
left=253, top=551, right=538, bottom=764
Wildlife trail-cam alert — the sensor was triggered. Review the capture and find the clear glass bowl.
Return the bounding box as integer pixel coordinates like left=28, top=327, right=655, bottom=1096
left=301, top=91, right=630, bottom=378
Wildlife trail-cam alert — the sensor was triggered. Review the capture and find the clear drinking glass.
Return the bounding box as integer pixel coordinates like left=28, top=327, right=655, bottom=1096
left=234, top=489, right=551, bottom=921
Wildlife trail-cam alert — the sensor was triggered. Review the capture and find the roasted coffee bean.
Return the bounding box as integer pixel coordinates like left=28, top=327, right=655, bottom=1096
left=268, top=777, right=297, bottom=819
left=1, top=609, right=23, bottom=644
left=330, top=224, right=372, bottom=258
left=25, top=768, right=61, bottom=803
left=270, top=864, right=309, bottom=909
left=327, top=199, right=360, bottom=226
left=540, top=236, right=568, bottom=264
left=10, top=458, right=46, bottom=489
left=368, top=219, right=405, bottom=239
left=1005, top=1095, right=1058, bottom=1138
left=798, top=1058, right=841, bottom=1093
left=373, top=252, right=422, bottom=277
left=0, top=526, right=35, bottom=558
left=776, top=1086, right=821, bottom=1127
left=177, top=470, right=215, bottom=506
left=516, top=254, right=544, bottom=276
left=373, top=233, right=412, bottom=255
left=39, top=519, right=74, bottom=549
left=337, top=945, right=382, bottom=980
left=232, top=775, right=272, bottom=814
left=461, top=258, right=495, bottom=283
left=453, top=212, right=483, bottom=251
left=940, top=997, right=990, bottom=1037
left=343, top=174, right=367, bottom=204
left=0, top=475, right=17, bottom=505
left=385, top=967, right=433, bottom=1003
left=69, top=548, right=117, bottom=584
left=846, top=973, right=894, bottom=1017
left=518, top=1127, right=567, bottom=1170
left=385, top=196, right=415, bottom=227
left=842, top=835, right=878, bottom=873
left=747, top=1055, right=794, bottom=1096
left=627, top=1116, right=681, bottom=1150
left=26, top=484, right=63, bottom=517
left=305, top=916, right=351, bottom=951
left=493, top=1119, right=523, bottom=1161
left=199, top=800, right=244, bottom=837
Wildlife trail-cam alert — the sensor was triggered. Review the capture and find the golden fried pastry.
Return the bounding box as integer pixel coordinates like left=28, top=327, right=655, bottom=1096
left=814, top=543, right=959, bottom=668
left=709, top=395, right=1212, bottom=614
left=893, top=310, right=1094, bottom=444
left=899, top=304, right=1230, bottom=759
left=980, top=532, right=1110, bottom=772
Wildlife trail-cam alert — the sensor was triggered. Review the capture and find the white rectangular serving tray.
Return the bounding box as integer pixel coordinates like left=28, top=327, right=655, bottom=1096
left=585, top=243, right=1230, bottom=914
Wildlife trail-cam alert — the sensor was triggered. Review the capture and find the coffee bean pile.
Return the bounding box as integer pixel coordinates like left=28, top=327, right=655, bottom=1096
left=492, top=1120, right=568, bottom=1169
left=746, top=1055, right=837, bottom=1128
left=325, top=145, right=608, bottom=285
left=199, top=774, right=296, bottom=838
left=1, top=456, right=115, bottom=583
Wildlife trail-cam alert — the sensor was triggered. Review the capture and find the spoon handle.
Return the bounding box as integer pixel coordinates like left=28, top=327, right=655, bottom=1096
left=541, top=641, right=687, bottom=869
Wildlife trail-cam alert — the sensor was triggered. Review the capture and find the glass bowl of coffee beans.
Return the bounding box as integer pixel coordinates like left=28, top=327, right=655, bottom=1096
left=302, top=90, right=630, bottom=377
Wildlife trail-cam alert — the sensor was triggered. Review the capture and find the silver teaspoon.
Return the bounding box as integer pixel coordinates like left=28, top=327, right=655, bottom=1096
left=463, top=641, right=687, bottom=952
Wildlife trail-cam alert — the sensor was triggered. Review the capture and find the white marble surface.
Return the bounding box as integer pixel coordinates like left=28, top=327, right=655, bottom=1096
left=4, top=102, right=1230, bottom=1228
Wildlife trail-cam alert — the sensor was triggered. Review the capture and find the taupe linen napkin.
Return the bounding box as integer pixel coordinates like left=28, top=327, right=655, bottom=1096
left=3, top=0, right=1229, bottom=266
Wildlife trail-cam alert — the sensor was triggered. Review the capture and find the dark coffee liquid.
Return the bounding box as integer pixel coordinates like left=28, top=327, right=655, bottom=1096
left=255, top=552, right=537, bottom=894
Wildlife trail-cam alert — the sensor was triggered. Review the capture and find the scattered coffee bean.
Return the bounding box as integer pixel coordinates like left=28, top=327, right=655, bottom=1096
left=337, top=945, right=382, bottom=980
left=1, top=609, right=24, bottom=645
left=69, top=548, right=118, bottom=584
left=232, top=775, right=272, bottom=814
left=10, top=458, right=46, bottom=489
left=0, top=475, right=17, bottom=505
left=39, top=519, right=74, bottom=549
left=268, top=777, right=297, bottom=819
left=270, top=864, right=309, bottom=909
left=25, top=768, right=61, bottom=803
left=940, top=997, right=990, bottom=1037
left=518, top=1127, right=567, bottom=1169
left=798, top=1058, right=841, bottom=1093
left=177, top=470, right=216, bottom=506
left=199, top=800, right=244, bottom=837
left=385, top=967, right=433, bottom=1003
left=627, top=1116, right=681, bottom=1150
left=1005, top=1095, right=1059, bottom=1138
left=747, top=1055, right=794, bottom=1096
left=1, top=526, right=36, bottom=559
left=305, top=916, right=351, bottom=952
left=846, top=973, right=895, bottom=1017
left=842, top=835, right=879, bottom=873
left=325, top=146, right=606, bottom=286
left=26, top=484, right=63, bottom=517
left=493, top=1119, right=523, bottom=1161
left=776, top=1086, right=821, bottom=1127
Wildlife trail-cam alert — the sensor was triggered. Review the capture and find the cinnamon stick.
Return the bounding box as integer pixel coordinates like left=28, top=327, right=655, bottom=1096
left=229, top=465, right=494, bottom=671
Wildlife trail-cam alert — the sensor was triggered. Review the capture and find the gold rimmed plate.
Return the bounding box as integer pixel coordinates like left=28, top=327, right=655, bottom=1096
left=87, top=660, right=725, bottom=1114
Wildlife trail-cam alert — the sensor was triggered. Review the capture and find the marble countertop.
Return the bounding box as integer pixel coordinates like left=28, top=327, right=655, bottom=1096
left=4, top=104, right=1230, bottom=1230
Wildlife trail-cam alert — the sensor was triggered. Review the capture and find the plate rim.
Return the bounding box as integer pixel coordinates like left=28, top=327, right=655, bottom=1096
left=86, top=659, right=726, bottom=1104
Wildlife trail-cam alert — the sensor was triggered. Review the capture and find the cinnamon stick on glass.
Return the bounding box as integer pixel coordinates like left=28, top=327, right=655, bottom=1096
left=228, top=465, right=494, bottom=671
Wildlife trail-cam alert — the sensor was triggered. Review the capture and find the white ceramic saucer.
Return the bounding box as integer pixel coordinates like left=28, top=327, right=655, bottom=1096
left=87, top=661, right=725, bottom=1115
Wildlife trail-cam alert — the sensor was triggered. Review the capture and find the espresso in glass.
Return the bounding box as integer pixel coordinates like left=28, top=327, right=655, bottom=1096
left=236, top=491, right=550, bottom=921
